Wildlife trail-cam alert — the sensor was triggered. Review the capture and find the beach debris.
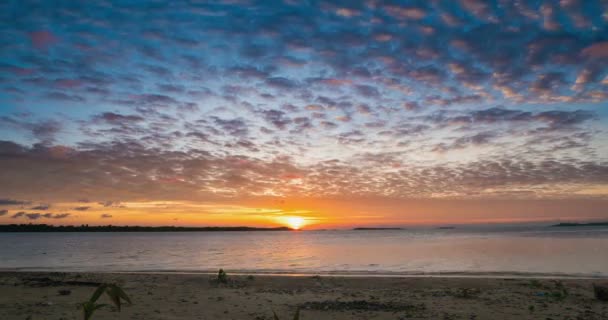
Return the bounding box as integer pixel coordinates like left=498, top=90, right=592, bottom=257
left=533, top=281, right=569, bottom=300
left=24, top=277, right=100, bottom=288
left=453, top=288, right=480, bottom=299
left=593, top=284, right=608, bottom=301
left=79, top=283, right=132, bottom=320
left=299, top=300, right=424, bottom=312
left=58, top=289, right=71, bottom=296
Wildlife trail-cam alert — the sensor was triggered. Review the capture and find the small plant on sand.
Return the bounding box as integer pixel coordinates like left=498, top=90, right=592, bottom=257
left=217, top=268, right=228, bottom=284
left=528, top=280, right=542, bottom=288
left=272, top=308, right=300, bottom=320
left=549, top=280, right=569, bottom=300
left=79, top=283, right=132, bottom=320
left=593, top=284, right=608, bottom=301
left=454, top=288, right=480, bottom=299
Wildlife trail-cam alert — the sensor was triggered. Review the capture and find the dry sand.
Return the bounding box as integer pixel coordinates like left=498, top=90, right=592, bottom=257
left=0, top=272, right=606, bottom=319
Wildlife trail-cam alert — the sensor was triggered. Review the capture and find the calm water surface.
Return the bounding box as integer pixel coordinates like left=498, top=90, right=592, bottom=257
left=1, top=226, right=607, bottom=277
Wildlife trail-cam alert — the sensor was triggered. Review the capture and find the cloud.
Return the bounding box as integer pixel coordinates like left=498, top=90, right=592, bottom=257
left=261, top=109, right=291, bottom=130
left=100, top=213, right=113, bottom=218
left=0, top=117, right=62, bottom=143
left=0, top=139, right=607, bottom=201
left=354, top=85, right=380, bottom=98
left=29, top=30, right=57, bottom=50
left=73, top=206, right=90, bottom=211
left=0, top=1, right=607, bottom=208
left=93, top=112, right=145, bottom=125
left=432, top=132, right=497, bottom=152
left=470, top=108, right=532, bottom=123
left=211, top=117, right=249, bottom=137
left=30, top=205, right=50, bottom=210
left=11, top=212, right=40, bottom=220
left=426, top=108, right=596, bottom=130
left=265, top=77, right=299, bottom=89
left=581, top=42, right=608, bottom=58
left=0, top=209, right=7, bottom=216
left=384, top=5, right=428, bottom=20
left=0, top=199, right=29, bottom=205
left=535, top=110, right=596, bottom=129
left=11, top=211, right=70, bottom=219
left=51, top=213, right=70, bottom=219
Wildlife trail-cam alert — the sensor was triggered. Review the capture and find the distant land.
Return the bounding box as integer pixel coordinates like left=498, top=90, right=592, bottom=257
left=0, top=224, right=292, bottom=232
left=552, top=222, right=608, bottom=227
left=437, top=226, right=456, bottom=229
left=353, top=227, right=403, bottom=230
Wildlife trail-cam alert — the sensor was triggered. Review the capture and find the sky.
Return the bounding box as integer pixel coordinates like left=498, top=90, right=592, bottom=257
left=0, top=0, right=607, bottom=228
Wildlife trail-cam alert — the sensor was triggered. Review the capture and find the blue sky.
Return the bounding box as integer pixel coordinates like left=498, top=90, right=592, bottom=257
left=0, top=0, right=607, bottom=226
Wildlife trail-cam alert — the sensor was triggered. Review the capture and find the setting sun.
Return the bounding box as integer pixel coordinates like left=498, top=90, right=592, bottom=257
left=285, top=216, right=305, bottom=230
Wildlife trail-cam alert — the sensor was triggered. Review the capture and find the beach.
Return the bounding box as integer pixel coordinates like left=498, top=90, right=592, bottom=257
left=1, top=272, right=606, bottom=320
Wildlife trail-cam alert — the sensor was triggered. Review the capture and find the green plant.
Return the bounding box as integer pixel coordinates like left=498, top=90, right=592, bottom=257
left=593, top=284, right=608, bottom=301
left=217, top=268, right=228, bottom=284
left=550, top=281, right=568, bottom=300
left=79, top=283, right=131, bottom=320
left=454, top=288, right=479, bottom=299
left=528, top=280, right=542, bottom=288
left=273, top=308, right=300, bottom=320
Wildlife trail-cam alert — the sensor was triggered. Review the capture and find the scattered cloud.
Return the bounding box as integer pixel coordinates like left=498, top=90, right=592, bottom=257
left=0, top=199, right=30, bottom=206
left=0, top=1, right=607, bottom=221
left=11, top=211, right=70, bottom=220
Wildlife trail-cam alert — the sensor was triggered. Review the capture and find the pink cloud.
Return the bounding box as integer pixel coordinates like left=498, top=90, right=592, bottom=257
left=321, top=79, right=353, bottom=86
left=55, top=79, right=83, bottom=88
left=10, top=67, right=35, bottom=76
left=581, top=42, right=608, bottom=58
left=30, top=30, right=57, bottom=50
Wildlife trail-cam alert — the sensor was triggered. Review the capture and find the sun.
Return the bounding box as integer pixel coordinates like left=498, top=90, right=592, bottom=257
left=285, top=216, right=305, bottom=230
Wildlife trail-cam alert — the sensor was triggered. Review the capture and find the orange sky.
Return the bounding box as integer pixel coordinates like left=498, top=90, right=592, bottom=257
left=2, top=196, right=607, bottom=229
left=1, top=1, right=608, bottom=228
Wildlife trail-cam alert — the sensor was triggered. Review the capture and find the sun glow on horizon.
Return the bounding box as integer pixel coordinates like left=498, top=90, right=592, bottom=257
left=285, top=216, right=305, bottom=230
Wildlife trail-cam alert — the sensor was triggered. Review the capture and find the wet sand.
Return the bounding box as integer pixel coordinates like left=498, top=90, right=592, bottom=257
left=0, top=272, right=606, bottom=319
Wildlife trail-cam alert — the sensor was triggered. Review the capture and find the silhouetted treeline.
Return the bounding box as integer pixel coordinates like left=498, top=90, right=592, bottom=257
left=353, top=227, right=403, bottom=230
left=0, top=224, right=292, bottom=232
left=552, top=222, right=608, bottom=227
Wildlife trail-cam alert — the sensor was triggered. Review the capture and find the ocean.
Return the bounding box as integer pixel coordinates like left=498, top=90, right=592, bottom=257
left=1, top=225, right=607, bottom=277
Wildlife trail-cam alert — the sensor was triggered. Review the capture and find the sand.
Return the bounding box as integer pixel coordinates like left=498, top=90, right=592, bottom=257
left=0, top=272, right=606, bottom=319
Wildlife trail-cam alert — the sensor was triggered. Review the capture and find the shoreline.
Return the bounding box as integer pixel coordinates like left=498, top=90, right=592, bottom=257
left=1, top=271, right=607, bottom=319
left=2, top=269, right=607, bottom=279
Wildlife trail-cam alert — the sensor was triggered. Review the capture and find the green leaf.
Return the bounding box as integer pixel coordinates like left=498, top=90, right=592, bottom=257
left=105, top=286, right=122, bottom=311
left=81, top=301, right=107, bottom=320
left=90, top=284, right=107, bottom=303
left=93, top=303, right=108, bottom=311
left=104, top=284, right=132, bottom=311
left=79, top=283, right=131, bottom=319
left=114, top=285, right=132, bottom=305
